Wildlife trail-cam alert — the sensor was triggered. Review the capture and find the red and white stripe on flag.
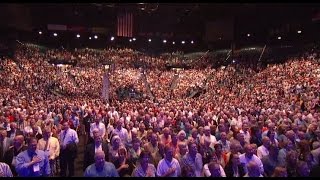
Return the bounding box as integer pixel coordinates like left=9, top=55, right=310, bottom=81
left=117, top=12, right=133, bottom=37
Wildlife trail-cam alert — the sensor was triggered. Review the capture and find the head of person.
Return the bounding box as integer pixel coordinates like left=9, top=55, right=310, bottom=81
left=116, top=118, right=123, bottom=129
left=62, top=121, right=70, bottom=130
left=272, top=167, right=287, bottom=177
left=188, top=141, right=198, bottom=157
left=262, top=136, right=271, bottom=149
left=242, top=123, right=249, bottom=132
left=10, top=122, right=17, bottom=130
left=0, top=129, right=7, bottom=140
left=237, top=133, right=245, bottom=143
left=178, top=142, right=188, bottom=156
left=181, top=165, right=195, bottom=177
left=13, top=135, right=24, bottom=149
left=94, top=132, right=102, bottom=145
left=163, top=127, right=170, bottom=137
left=164, top=145, right=174, bottom=162
left=132, top=138, right=141, bottom=150
left=111, top=135, right=121, bottom=148
left=214, top=143, right=223, bottom=154
left=43, top=126, right=52, bottom=139
left=191, top=128, right=198, bottom=139
left=92, top=128, right=100, bottom=138
left=247, top=161, right=261, bottom=177
left=208, top=162, right=221, bottom=177
left=231, top=153, right=241, bottom=166
left=150, top=133, right=158, bottom=145
left=131, top=129, right=138, bottom=140
left=94, top=150, right=106, bottom=171
left=220, top=132, right=227, bottom=141
left=210, top=153, right=218, bottom=163
left=178, top=130, right=186, bottom=141
left=27, top=137, right=38, bottom=154
left=204, top=126, right=211, bottom=136
left=95, top=114, right=102, bottom=123
left=230, top=142, right=241, bottom=154
left=118, top=147, right=127, bottom=160
left=244, top=144, right=255, bottom=159
left=139, top=150, right=151, bottom=167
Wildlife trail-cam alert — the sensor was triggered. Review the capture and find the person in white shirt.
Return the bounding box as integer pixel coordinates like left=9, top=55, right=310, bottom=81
left=112, top=118, right=129, bottom=145
left=107, top=107, right=119, bottom=119
left=59, top=122, right=79, bottom=177
left=257, top=136, right=271, bottom=159
left=90, top=114, right=106, bottom=139
left=157, top=145, right=181, bottom=177
left=240, top=123, right=251, bottom=144
left=37, top=126, right=60, bottom=176
left=239, top=144, right=264, bottom=175
left=24, top=118, right=42, bottom=137
left=201, top=126, right=217, bottom=149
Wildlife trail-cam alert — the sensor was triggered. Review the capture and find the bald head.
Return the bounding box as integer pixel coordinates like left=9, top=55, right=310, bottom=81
left=95, top=150, right=105, bottom=159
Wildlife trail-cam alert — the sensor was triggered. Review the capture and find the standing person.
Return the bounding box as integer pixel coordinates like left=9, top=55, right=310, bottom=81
left=0, top=129, right=12, bottom=162
left=15, top=137, right=51, bottom=177
left=0, top=162, right=13, bottom=177
left=59, top=121, right=79, bottom=177
left=224, top=153, right=246, bottom=177
left=239, top=144, right=264, bottom=175
left=180, top=141, right=203, bottom=177
left=131, top=150, right=157, bottom=177
left=37, top=127, right=60, bottom=176
left=3, top=135, right=27, bottom=176
left=84, top=150, right=119, bottom=177
left=89, top=114, right=106, bottom=141
left=83, top=109, right=94, bottom=144
left=7, top=122, right=23, bottom=139
left=156, top=145, right=181, bottom=177
left=83, top=132, right=109, bottom=171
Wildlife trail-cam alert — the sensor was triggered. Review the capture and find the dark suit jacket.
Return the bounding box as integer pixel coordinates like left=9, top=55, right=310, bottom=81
left=4, top=145, right=28, bottom=176
left=7, top=129, right=24, bottom=138
left=225, top=163, right=246, bottom=177
left=83, top=142, right=109, bottom=171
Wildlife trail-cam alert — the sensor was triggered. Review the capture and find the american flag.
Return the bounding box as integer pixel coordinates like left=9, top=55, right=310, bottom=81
left=117, top=12, right=133, bottom=37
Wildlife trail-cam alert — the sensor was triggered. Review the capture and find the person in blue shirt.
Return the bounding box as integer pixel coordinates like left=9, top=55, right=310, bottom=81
left=84, top=150, right=119, bottom=177
left=15, top=137, right=50, bottom=177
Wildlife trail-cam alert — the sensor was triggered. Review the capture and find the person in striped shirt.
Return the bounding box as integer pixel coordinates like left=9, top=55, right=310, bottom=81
left=0, top=162, right=13, bottom=177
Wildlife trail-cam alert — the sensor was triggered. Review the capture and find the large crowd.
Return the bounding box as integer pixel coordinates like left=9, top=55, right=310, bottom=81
left=0, top=42, right=319, bottom=177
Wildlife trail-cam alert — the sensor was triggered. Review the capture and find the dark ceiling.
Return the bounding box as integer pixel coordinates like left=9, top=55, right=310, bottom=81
left=1, top=3, right=318, bottom=28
